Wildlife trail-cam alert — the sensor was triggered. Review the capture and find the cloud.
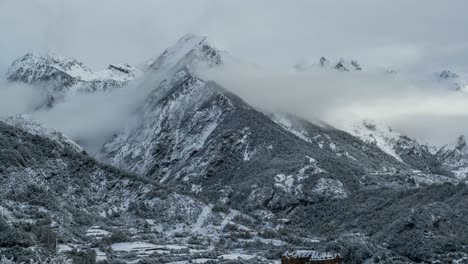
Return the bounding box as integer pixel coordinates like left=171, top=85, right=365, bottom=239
left=0, top=81, right=45, bottom=117
left=0, top=71, right=165, bottom=154
left=28, top=74, right=165, bottom=154
left=1, top=60, right=467, bottom=154
left=197, top=62, right=468, bottom=147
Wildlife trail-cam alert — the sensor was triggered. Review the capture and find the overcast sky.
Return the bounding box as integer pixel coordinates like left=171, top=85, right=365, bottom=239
left=1, top=0, right=468, bottom=74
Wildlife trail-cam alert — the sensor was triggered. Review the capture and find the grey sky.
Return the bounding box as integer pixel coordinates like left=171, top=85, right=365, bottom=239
left=1, top=0, right=468, bottom=74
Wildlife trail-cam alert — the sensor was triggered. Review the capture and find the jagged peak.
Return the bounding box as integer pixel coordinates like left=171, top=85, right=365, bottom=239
left=7, top=50, right=139, bottom=84
left=333, top=58, right=362, bottom=71
left=6, top=50, right=92, bottom=82
left=294, top=57, right=362, bottom=72
left=436, top=70, right=459, bottom=80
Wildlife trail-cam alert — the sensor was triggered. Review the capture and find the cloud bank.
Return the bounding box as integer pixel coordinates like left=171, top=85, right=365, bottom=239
left=0, top=61, right=467, bottom=153
left=198, top=63, right=468, bottom=147
left=0, top=82, right=45, bottom=116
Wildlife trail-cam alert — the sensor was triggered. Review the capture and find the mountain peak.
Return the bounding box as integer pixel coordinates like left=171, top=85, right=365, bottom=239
left=148, top=33, right=227, bottom=74
left=6, top=50, right=92, bottom=84
left=5, top=51, right=140, bottom=108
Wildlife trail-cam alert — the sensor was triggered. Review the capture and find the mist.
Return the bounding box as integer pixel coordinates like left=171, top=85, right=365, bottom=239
left=0, top=81, right=45, bottom=116
left=197, top=63, right=468, bottom=147
left=0, top=73, right=165, bottom=154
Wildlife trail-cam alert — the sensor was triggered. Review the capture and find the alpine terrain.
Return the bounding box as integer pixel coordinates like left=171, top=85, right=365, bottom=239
left=1, top=33, right=468, bottom=264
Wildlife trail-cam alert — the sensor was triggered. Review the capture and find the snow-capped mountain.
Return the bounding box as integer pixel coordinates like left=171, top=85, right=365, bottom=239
left=434, top=69, right=468, bottom=92
left=99, top=35, right=465, bottom=215
left=147, top=33, right=228, bottom=74
left=5, top=51, right=140, bottom=107
left=293, top=57, right=362, bottom=72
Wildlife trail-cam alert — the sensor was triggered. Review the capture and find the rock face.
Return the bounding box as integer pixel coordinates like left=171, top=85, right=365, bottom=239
left=5, top=51, right=140, bottom=107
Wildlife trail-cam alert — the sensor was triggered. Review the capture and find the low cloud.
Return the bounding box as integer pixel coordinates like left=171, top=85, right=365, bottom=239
left=197, top=63, right=468, bottom=147
left=0, top=72, right=165, bottom=154
left=1, top=62, right=467, bottom=153
left=0, top=81, right=45, bottom=116
left=30, top=74, right=165, bottom=153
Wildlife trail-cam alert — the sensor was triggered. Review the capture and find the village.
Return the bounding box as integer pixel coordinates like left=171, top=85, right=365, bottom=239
left=281, top=250, right=343, bottom=264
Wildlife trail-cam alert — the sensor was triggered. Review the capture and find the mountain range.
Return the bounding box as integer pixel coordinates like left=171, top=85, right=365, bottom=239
left=1, top=34, right=468, bottom=264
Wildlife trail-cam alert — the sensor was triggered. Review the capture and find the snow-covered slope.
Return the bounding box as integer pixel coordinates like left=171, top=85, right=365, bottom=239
left=349, top=120, right=461, bottom=178
left=1, top=114, right=83, bottom=153
left=350, top=120, right=405, bottom=162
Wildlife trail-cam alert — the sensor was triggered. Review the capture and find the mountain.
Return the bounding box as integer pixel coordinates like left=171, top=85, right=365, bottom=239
left=5, top=51, right=140, bottom=107
left=434, top=70, right=468, bottom=92
left=0, top=120, right=289, bottom=263
left=293, top=57, right=362, bottom=72
left=100, top=37, right=416, bottom=212
left=99, top=36, right=466, bottom=212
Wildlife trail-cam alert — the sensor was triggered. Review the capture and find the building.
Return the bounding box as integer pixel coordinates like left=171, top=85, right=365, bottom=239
left=281, top=250, right=343, bottom=264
